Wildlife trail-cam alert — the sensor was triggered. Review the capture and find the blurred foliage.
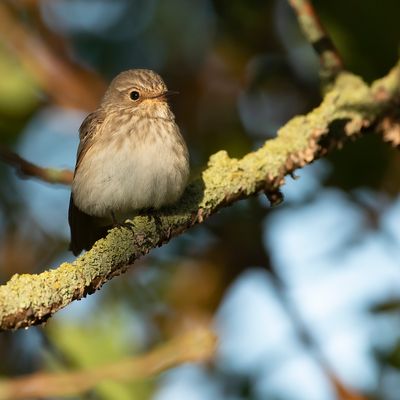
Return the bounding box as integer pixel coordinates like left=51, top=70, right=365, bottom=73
left=0, top=44, right=39, bottom=144
left=314, top=0, right=400, bottom=81
left=0, top=45, right=38, bottom=119
left=0, top=0, right=399, bottom=399
left=325, top=133, right=396, bottom=193
left=47, top=310, right=153, bottom=400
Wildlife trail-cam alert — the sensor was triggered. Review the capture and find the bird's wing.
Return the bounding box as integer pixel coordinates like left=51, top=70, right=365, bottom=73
left=75, top=110, right=105, bottom=173
left=69, top=110, right=107, bottom=255
left=68, top=194, right=108, bottom=255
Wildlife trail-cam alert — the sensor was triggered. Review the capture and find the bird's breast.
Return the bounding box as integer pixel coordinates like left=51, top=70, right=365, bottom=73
left=72, top=119, right=189, bottom=219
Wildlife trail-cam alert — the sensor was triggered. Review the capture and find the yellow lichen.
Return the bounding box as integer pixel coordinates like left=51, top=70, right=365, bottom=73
left=1, top=65, right=399, bottom=329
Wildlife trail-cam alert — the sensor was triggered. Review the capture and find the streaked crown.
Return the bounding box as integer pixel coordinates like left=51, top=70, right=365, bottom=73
left=111, top=69, right=167, bottom=93
left=101, top=69, right=169, bottom=110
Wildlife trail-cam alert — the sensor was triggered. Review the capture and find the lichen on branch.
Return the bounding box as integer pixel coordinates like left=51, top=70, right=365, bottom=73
left=0, top=63, right=398, bottom=331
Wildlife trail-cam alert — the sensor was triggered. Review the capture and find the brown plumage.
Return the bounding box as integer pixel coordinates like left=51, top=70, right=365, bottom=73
left=69, top=69, right=189, bottom=255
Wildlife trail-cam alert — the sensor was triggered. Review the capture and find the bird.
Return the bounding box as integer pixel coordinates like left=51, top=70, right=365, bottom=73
left=68, top=69, right=189, bottom=255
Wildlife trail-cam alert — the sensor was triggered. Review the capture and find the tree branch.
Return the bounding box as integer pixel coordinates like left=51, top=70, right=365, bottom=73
left=0, top=326, right=217, bottom=399
left=0, top=145, right=73, bottom=185
left=288, top=0, right=344, bottom=81
left=0, top=62, right=398, bottom=331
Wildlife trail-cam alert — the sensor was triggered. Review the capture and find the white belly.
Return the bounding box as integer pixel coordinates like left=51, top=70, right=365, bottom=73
left=72, top=125, right=189, bottom=219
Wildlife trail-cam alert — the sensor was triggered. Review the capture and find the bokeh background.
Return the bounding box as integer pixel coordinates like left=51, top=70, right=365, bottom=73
left=1, top=0, right=400, bottom=399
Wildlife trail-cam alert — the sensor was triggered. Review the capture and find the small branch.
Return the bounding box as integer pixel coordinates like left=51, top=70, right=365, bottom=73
left=0, top=145, right=73, bottom=185
left=267, top=260, right=368, bottom=400
left=0, top=63, right=399, bottom=330
left=288, top=0, right=344, bottom=81
left=0, top=326, right=217, bottom=399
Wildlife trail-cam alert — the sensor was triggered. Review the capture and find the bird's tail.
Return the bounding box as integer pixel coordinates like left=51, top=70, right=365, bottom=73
left=68, top=195, right=109, bottom=256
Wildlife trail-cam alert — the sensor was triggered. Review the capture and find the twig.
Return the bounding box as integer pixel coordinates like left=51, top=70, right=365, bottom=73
left=0, top=63, right=399, bottom=330
left=288, top=0, right=344, bottom=81
left=0, top=326, right=217, bottom=399
left=267, top=263, right=368, bottom=400
left=0, top=145, right=73, bottom=185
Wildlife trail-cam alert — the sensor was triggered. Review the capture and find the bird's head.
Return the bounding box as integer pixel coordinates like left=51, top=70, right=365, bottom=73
left=101, top=69, right=177, bottom=118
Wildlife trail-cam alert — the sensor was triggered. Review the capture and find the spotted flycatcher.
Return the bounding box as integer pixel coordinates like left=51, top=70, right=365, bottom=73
left=68, top=69, right=189, bottom=255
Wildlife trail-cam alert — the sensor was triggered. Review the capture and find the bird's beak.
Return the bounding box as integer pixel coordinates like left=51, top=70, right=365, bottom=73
left=151, top=90, right=179, bottom=101
left=164, top=90, right=179, bottom=96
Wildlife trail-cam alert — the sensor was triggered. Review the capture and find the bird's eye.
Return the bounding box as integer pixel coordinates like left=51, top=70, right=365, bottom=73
left=129, top=91, right=140, bottom=101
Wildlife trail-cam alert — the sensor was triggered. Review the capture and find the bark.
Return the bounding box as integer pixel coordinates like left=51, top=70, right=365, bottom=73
left=0, top=64, right=399, bottom=330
